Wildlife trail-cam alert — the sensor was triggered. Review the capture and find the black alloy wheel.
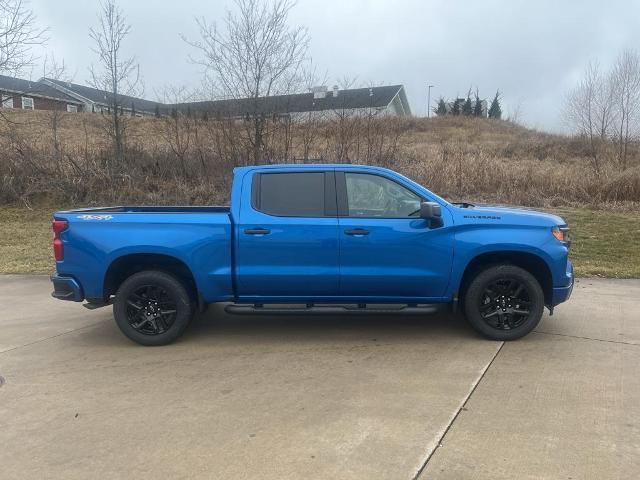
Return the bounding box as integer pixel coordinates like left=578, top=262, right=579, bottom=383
left=113, top=270, right=194, bottom=346
left=125, top=284, right=178, bottom=335
left=478, top=278, right=532, bottom=330
left=464, top=264, right=544, bottom=341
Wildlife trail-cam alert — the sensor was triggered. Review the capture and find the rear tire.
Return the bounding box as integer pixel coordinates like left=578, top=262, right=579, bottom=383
left=113, top=270, right=194, bottom=346
left=463, top=264, right=544, bottom=341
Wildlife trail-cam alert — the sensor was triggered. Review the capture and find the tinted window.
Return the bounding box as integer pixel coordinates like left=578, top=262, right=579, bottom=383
left=345, top=173, right=421, bottom=218
left=257, top=172, right=325, bottom=216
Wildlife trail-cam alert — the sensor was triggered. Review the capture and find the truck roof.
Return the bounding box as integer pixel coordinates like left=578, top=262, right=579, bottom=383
left=233, top=164, right=393, bottom=174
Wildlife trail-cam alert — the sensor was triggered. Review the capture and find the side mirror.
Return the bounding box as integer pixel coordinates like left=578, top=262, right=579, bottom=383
left=420, top=201, right=441, bottom=220
left=420, top=201, right=443, bottom=228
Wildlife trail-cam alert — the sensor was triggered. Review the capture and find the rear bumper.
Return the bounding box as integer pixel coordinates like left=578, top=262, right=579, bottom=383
left=551, top=260, right=574, bottom=306
left=51, top=274, right=84, bottom=302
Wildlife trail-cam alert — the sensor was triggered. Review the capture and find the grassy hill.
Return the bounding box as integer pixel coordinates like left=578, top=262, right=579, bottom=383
left=1, top=110, right=639, bottom=208
left=1, top=110, right=639, bottom=277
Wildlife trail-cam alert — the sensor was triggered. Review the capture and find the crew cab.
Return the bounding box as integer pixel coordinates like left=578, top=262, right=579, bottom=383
left=51, top=164, right=573, bottom=345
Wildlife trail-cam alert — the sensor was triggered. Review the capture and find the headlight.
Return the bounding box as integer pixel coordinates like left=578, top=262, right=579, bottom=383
left=551, top=226, right=571, bottom=247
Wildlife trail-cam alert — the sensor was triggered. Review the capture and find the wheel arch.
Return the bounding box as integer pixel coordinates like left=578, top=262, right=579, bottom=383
left=458, top=251, right=553, bottom=305
left=103, top=253, right=198, bottom=301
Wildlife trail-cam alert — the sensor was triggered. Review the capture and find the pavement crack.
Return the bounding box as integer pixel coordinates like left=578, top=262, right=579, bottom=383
left=411, top=341, right=505, bottom=480
left=0, top=323, right=101, bottom=355
left=533, top=330, right=639, bottom=346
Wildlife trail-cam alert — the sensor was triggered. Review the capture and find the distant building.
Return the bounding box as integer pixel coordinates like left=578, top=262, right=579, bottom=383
left=40, top=78, right=160, bottom=116
left=444, top=98, right=487, bottom=117
left=0, top=74, right=83, bottom=112
left=172, top=85, right=412, bottom=119
left=1, top=75, right=413, bottom=119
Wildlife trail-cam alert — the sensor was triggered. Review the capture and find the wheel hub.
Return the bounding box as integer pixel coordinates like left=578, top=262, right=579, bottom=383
left=125, top=285, right=178, bottom=335
left=479, top=279, right=531, bottom=330
left=144, top=301, right=160, bottom=317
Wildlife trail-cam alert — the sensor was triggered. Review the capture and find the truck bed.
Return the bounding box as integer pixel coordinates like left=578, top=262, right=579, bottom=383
left=58, top=205, right=230, bottom=214
left=53, top=205, right=234, bottom=303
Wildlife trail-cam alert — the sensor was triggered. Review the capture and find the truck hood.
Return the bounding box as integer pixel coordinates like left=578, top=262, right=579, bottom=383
left=451, top=203, right=566, bottom=227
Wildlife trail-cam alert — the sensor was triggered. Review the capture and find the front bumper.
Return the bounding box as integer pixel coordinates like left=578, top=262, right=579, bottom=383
left=51, top=274, right=84, bottom=302
left=550, top=260, right=574, bottom=306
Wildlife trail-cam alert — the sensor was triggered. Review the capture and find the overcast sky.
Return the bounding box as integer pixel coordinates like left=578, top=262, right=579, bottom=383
left=26, top=0, right=640, bottom=131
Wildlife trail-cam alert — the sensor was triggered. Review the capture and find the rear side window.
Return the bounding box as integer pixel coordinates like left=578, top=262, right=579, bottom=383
left=255, top=172, right=326, bottom=216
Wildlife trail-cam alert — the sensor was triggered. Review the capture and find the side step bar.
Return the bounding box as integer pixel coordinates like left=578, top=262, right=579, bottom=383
left=224, top=303, right=439, bottom=315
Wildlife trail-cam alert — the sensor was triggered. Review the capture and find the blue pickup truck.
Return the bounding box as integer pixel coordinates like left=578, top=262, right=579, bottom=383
left=51, top=164, right=573, bottom=345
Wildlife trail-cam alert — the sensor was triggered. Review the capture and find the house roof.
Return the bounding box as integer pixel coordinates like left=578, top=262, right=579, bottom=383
left=0, top=75, right=83, bottom=104
left=3, top=77, right=411, bottom=117
left=170, top=85, right=411, bottom=117
left=42, top=78, right=161, bottom=112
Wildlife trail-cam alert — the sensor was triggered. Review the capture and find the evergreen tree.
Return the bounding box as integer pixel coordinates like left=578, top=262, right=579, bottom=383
left=451, top=98, right=461, bottom=116
left=131, top=101, right=136, bottom=117
left=170, top=107, right=178, bottom=119
left=462, top=95, right=473, bottom=116
left=473, top=93, right=483, bottom=117
left=488, top=90, right=502, bottom=119
left=434, top=97, right=447, bottom=116
left=154, top=104, right=160, bottom=118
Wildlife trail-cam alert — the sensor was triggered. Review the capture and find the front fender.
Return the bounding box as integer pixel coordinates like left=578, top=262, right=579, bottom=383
left=446, top=224, right=569, bottom=298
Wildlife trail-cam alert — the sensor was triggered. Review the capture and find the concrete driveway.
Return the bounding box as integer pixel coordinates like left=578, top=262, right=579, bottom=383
left=0, top=275, right=638, bottom=480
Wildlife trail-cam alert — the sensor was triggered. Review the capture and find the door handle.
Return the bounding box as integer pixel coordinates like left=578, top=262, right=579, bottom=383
left=344, top=228, right=370, bottom=236
left=244, top=228, right=271, bottom=235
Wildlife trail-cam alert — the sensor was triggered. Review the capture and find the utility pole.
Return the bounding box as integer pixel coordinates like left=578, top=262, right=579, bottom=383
left=427, top=84, right=434, bottom=118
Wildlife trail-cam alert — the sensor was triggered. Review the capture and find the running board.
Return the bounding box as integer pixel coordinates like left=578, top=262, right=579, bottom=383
left=224, top=303, right=439, bottom=315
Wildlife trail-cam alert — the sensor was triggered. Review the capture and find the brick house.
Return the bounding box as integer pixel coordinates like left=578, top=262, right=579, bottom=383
left=41, top=78, right=161, bottom=116
left=0, top=75, right=84, bottom=112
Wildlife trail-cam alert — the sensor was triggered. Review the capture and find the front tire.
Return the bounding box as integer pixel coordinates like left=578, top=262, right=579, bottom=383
left=113, top=270, right=194, bottom=346
left=464, top=264, right=544, bottom=341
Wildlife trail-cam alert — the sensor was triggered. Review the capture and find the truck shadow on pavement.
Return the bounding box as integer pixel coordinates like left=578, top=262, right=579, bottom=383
left=78, top=304, right=483, bottom=347
left=180, top=304, right=481, bottom=345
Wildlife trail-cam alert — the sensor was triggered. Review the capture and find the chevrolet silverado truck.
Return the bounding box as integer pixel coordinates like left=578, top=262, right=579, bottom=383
left=51, top=164, right=573, bottom=345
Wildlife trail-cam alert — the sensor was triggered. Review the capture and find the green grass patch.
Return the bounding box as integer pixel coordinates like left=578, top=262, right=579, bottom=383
left=555, top=208, right=640, bottom=278
left=0, top=205, right=56, bottom=274
left=0, top=205, right=638, bottom=278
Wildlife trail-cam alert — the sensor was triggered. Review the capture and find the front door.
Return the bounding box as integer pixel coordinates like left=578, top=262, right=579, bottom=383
left=337, top=171, right=454, bottom=299
left=236, top=170, right=339, bottom=299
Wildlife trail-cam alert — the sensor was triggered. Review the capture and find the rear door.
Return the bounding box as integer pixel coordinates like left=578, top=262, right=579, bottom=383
left=236, top=170, right=339, bottom=298
left=337, top=171, right=454, bottom=299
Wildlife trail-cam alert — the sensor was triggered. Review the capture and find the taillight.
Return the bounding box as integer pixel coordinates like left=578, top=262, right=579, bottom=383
left=52, top=219, right=68, bottom=261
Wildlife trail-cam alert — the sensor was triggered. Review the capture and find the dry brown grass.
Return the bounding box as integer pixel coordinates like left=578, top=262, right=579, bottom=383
left=1, top=110, right=639, bottom=209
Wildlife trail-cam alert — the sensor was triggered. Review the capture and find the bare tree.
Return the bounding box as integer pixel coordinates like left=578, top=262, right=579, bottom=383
left=594, top=69, right=617, bottom=140
left=324, top=77, right=358, bottom=161
left=88, top=0, right=141, bottom=166
left=0, top=0, right=47, bottom=75
left=611, top=49, right=640, bottom=169
left=293, top=61, right=328, bottom=161
left=157, top=85, right=199, bottom=177
left=563, top=61, right=614, bottom=172
left=184, top=0, right=309, bottom=163
left=41, top=53, right=73, bottom=163
left=505, top=100, right=524, bottom=125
